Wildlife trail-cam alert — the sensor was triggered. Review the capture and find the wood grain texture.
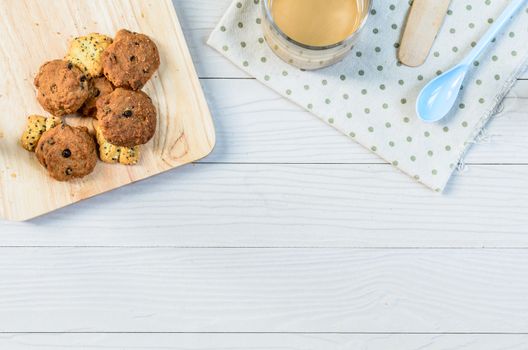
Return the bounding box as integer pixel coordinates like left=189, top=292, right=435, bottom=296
left=0, top=248, right=528, bottom=332
left=201, top=79, right=528, bottom=164
left=1, top=333, right=528, bottom=349
left=0, top=164, right=528, bottom=247
left=0, top=0, right=215, bottom=221
left=399, top=0, right=451, bottom=67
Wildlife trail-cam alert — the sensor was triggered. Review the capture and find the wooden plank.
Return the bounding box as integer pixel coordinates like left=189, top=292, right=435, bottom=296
left=0, top=0, right=215, bottom=221
left=200, top=79, right=528, bottom=165
left=0, top=248, right=527, bottom=332
left=1, top=333, right=528, bottom=349
left=0, top=163, right=528, bottom=247
left=172, top=0, right=528, bottom=79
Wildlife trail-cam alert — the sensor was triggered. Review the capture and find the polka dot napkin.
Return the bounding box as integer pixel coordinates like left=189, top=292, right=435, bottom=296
left=207, top=0, right=528, bottom=191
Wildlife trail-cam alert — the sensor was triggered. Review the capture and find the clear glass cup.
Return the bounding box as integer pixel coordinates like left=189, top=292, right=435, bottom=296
left=261, top=0, right=371, bottom=70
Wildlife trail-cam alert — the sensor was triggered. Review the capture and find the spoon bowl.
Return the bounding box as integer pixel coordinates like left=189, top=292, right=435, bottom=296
left=415, top=0, right=527, bottom=123
left=416, top=64, right=467, bottom=123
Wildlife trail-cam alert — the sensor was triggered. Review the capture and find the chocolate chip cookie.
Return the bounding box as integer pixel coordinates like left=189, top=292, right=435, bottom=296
left=34, top=60, right=90, bottom=116
left=35, top=124, right=97, bottom=181
left=81, top=76, right=114, bottom=117
left=96, top=88, right=156, bottom=147
left=102, top=29, right=160, bottom=90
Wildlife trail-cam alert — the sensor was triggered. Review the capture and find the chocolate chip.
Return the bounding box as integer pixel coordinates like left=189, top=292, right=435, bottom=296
left=65, top=167, right=73, bottom=175
left=142, top=68, right=149, bottom=74
left=80, top=75, right=86, bottom=82
left=94, top=89, right=100, bottom=97
left=67, top=62, right=73, bottom=69
left=62, top=149, right=71, bottom=158
left=130, top=55, right=136, bottom=62
left=122, top=109, right=133, bottom=117
left=50, top=83, right=57, bottom=93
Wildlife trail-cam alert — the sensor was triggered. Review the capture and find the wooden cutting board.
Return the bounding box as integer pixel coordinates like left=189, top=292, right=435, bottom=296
left=0, top=0, right=216, bottom=221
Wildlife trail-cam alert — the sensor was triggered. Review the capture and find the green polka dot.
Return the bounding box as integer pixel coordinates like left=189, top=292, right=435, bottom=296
left=220, top=26, right=226, bottom=32
left=401, top=98, right=407, bottom=104
left=432, top=169, right=438, bottom=175
left=349, top=132, right=356, bottom=138
left=377, top=65, right=383, bottom=71
left=424, top=131, right=430, bottom=137
left=466, top=4, right=472, bottom=10
left=358, top=70, right=365, bottom=76
left=242, top=61, right=249, bottom=67
left=346, top=112, right=352, bottom=118
left=222, top=45, right=228, bottom=51
left=495, top=74, right=501, bottom=80
left=368, top=126, right=374, bottom=132
left=379, top=84, right=386, bottom=90
left=462, top=121, right=468, bottom=127
left=509, top=31, right=515, bottom=38
left=322, top=79, right=327, bottom=85
left=240, top=41, right=246, bottom=48
left=443, top=127, right=449, bottom=132
left=403, top=117, right=410, bottom=123
left=479, top=98, right=485, bottom=104
left=256, top=18, right=261, bottom=24
left=307, top=103, right=313, bottom=109
left=264, top=75, right=270, bottom=81
left=343, top=93, right=349, bottom=100
left=428, top=150, right=433, bottom=157
left=398, top=80, right=404, bottom=85
left=304, top=85, right=310, bottom=90
left=392, top=161, right=399, bottom=166
left=389, top=141, right=395, bottom=147
left=236, top=2, right=242, bottom=8
left=445, top=145, right=452, bottom=151
left=410, top=156, right=416, bottom=162
left=391, top=24, right=398, bottom=30
left=356, top=51, right=362, bottom=57
left=328, top=118, right=334, bottom=124
left=325, top=98, right=331, bottom=104
left=476, top=79, right=482, bottom=85
left=375, top=47, right=381, bottom=53
left=417, top=75, right=423, bottom=81
left=237, top=22, right=244, bottom=28
left=382, top=103, right=388, bottom=109
left=286, top=89, right=292, bottom=95
left=260, top=57, right=267, bottom=63
left=340, top=75, right=346, bottom=81
left=492, top=55, right=498, bottom=61
left=258, top=37, right=264, bottom=44
left=364, top=108, right=371, bottom=114
left=361, top=89, right=367, bottom=95
left=459, top=103, right=465, bottom=109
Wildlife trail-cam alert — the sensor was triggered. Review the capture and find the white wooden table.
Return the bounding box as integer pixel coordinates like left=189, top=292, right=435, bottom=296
left=1, top=1, right=528, bottom=348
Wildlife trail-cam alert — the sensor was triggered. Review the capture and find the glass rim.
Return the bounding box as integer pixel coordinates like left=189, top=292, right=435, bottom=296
left=262, top=0, right=372, bottom=51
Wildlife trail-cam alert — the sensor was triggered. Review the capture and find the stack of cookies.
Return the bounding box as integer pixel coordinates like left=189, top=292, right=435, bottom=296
left=21, top=29, right=160, bottom=181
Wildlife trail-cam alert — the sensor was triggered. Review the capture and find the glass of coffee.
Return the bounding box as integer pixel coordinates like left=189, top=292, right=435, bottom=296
left=261, top=0, right=371, bottom=70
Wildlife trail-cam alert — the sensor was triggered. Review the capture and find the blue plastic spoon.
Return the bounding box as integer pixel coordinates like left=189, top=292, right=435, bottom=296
left=416, top=0, right=526, bottom=123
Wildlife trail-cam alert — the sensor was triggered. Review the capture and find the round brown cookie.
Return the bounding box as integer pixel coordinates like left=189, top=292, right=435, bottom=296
left=102, top=29, right=160, bottom=90
left=34, top=60, right=90, bottom=116
left=96, top=88, right=157, bottom=147
left=81, top=77, right=115, bottom=117
left=35, top=124, right=97, bottom=181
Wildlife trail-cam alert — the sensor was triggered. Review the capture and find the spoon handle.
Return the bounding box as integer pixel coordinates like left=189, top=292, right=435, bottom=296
left=462, top=0, right=527, bottom=66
